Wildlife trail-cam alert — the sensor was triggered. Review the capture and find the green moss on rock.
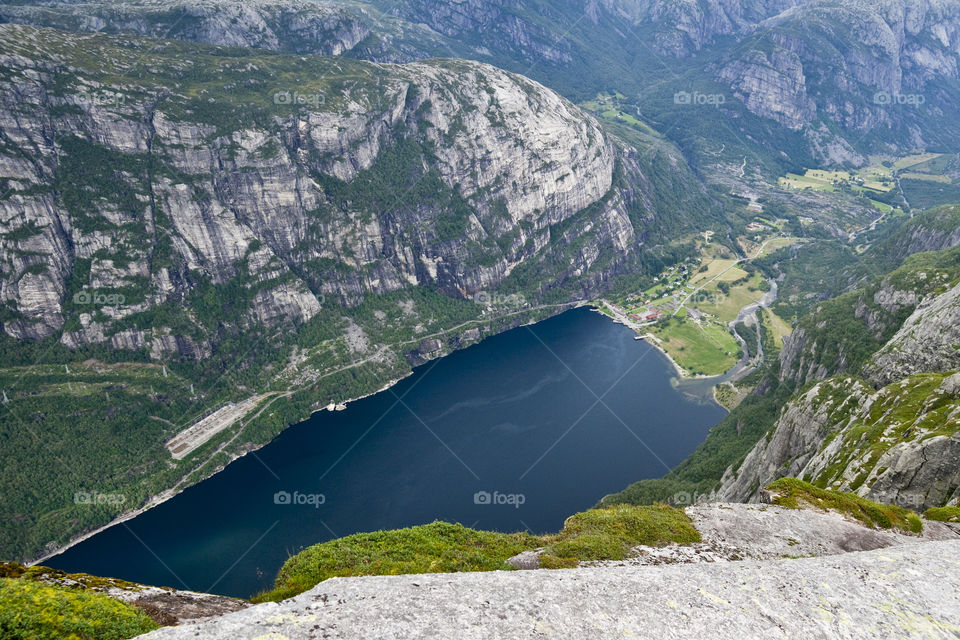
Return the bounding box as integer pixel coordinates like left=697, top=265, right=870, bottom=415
left=766, top=478, right=923, bottom=534
left=538, top=503, right=701, bottom=568
left=924, top=506, right=960, bottom=523
left=254, top=522, right=541, bottom=602
left=0, top=577, right=159, bottom=640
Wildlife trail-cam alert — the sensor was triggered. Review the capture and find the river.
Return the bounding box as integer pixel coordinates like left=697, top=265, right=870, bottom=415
left=46, top=307, right=727, bottom=598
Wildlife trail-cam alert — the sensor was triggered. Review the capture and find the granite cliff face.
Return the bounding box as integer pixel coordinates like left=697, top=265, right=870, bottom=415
left=0, top=0, right=377, bottom=57
left=717, top=269, right=960, bottom=509
left=7, top=0, right=960, bottom=164
left=714, top=0, right=960, bottom=158
left=716, top=371, right=960, bottom=510
left=865, top=283, right=960, bottom=385
left=0, top=24, right=661, bottom=353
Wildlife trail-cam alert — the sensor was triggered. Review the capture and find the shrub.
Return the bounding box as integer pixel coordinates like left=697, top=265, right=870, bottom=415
left=766, top=478, right=923, bottom=534
left=0, top=577, right=159, bottom=640
left=538, top=503, right=701, bottom=568
left=924, top=506, right=960, bottom=523
left=256, top=505, right=703, bottom=601
left=254, top=522, right=540, bottom=602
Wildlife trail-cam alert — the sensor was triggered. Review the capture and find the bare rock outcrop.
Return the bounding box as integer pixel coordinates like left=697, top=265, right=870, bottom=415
left=141, top=539, right=960, bottom=639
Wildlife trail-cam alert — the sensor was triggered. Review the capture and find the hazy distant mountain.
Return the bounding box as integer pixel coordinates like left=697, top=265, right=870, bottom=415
left=5, top=0, right=960, bottom=167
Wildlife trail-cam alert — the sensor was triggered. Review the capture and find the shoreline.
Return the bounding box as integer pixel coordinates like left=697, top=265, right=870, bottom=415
left=590, top=308, right=718, bottom=382
left=31, top=304, right=582, bottom=566
left=31, top=371, right=415, bottom=568
left=589, top=309, right=732, bottom=413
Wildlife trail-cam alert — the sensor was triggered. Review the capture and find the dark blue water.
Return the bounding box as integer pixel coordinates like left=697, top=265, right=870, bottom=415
left=47, top=308, right=726, bottom=598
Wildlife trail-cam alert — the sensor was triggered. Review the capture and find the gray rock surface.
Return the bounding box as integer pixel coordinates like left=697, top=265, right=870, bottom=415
left=715, top=369, right=960, bottom=510
left=141, top=539, right=960, bottom=639
left=7, top=0, right=960, bottom=160
left=865, top=282, right=960, bottom=386
left=523, top=504, right=958, bottom=570
left=0, top=24, right=662, bottom=350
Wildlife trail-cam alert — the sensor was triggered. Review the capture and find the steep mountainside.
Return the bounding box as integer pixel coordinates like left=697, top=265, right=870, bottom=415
left=6, top=0, right=960, bottom=167
left=601, top=209, right=960, bottom=510
left=715, top=372, right=960, bottom=509
left=714, top=246, right=960, bottom=508
left=0, top=23, right=711, bottom=563
left=0, top=23, right=647, bottom=347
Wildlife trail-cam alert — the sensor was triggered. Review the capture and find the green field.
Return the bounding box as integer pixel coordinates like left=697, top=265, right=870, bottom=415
left=648, top=318, right=740, bottom=376
left=689, top=258, right=744, bottom=286
left=893, top=152, right=943, bottom=170
left=899, top=172, right=951, bottom=183
left=763, top=307, right=793, bottom=347
left=779, top=162, right=895, bottom=195
left=580, top=92, right=657, bottom=134
left=689, top=272, right=766, bottom=324
left=754, top=236, right=802, bottom=258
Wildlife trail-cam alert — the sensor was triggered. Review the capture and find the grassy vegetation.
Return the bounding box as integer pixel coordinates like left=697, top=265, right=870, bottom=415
left=0, top=561, right=140, bottom=592
left=689, top=258, right=743, bottom=286
left=766, top=478, right=923, bottom=535
left=580, top=92, right=657, bottom=135
left=893, top=153, right=944, bottom=170
left=648, top=318, right=740, bottom=376
left=256, top=504, right=699, bottom=601
left=537, top=503, right=700, bottom=568
left=0, top=577, right=159, bottom=640
left=924, top=507, right=960, bottom=523
left=779, top=165, right=895, bottom=195
left=804, top=372, right=960, bottom=493
left=762, top=307, right=792, bottom=347
left=255, top=522, right=542, bottom=602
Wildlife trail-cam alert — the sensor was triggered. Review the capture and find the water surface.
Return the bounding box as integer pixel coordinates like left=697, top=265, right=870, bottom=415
left=48, top=308, right=726, bottom=597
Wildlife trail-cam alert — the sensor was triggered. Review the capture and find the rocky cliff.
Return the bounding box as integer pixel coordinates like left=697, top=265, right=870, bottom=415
left=0, top=0, right=379, bottom=57
left=140, top=534, right=960, bottom=639
left=865, top=282, right=960, bottom=385
left=715, top=371, right=960, bottom=510
left=0, top=23, right=662, bottom=350
left=716, top=265, right=960, bottom=509
left=7, top=0, right=960, bottom=165
left=775, top=240, right=960, bottom=389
